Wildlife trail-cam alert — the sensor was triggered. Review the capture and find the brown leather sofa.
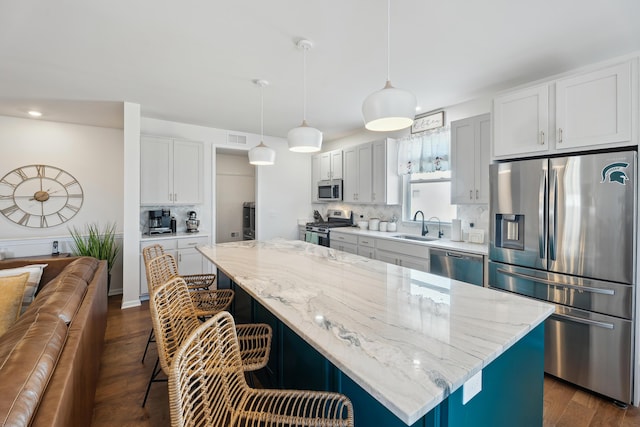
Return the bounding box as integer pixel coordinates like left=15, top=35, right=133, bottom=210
left=0, top=256, right=108, bottom=427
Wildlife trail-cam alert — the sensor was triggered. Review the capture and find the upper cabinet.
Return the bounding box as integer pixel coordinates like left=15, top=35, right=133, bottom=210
left=343, top=139, right=400, bottom=205
left=493, top=84, right=550, bottom=158
left=493, top=59, right=636, bottom=160
left=555, top=61, right=632, bottom=151
left=318, top=149, right=343, bottom=180
left=311, top=155, right=321, bottom=203
left=451, top=113, right=490, bottom=204
left=141, top=136, right=203, bottom=205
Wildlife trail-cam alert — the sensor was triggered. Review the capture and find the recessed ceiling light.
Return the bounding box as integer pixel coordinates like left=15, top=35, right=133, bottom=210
left=415, top=106, right=422, bottom=112
left=28, top=110, right=42, bottom=117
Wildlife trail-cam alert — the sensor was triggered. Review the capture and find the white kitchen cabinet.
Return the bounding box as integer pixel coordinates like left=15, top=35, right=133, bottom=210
left=343, top=139, right=399, bottom=205
left=493, top=84, right=550, bottom=158
left=375, top=238, right=430, bottom=272
left=493, top=59, right=636, bottom=160
left=451, top=114, right=491, bottom=204
left=141, top=136, right=203, bottom=205
left=311, top=155, right=321, bottom=202
left=555, top=61, right=632, bottom=151
left=357, top=236, right=375, bottom=259
left=343, top=143, right=372, bottom=203
left=139, top=235, right=209, bottom=297
left=318, top=149, right=343, bottom=180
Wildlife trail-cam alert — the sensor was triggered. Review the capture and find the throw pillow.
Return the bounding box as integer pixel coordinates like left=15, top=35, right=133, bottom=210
left=0, top=272, right=30, bottom=337
left=0, top=264, right=48, bottom=314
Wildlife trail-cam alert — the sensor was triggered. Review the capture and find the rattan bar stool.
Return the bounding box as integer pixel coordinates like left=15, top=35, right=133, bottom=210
left=143, top=276, right=272, bottom=407
left=169, top=310, right=354, bottom=427
left=140, top=244, right=221, bottom=363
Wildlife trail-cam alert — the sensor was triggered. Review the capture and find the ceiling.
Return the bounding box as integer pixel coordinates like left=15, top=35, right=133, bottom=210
left=1, top=1, right=639, bottom=140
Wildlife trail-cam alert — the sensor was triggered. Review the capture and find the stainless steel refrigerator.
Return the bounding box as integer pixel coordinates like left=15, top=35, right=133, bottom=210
left=488, top=150, right=636, bottom=404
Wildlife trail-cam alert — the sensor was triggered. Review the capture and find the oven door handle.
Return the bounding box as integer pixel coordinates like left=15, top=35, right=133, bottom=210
left=550, top=313, right=615, bottom=330
left=496, top=268, right=615, bottom=296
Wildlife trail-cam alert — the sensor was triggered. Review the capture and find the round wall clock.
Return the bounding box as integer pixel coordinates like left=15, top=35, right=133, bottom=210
left=0, top=164, right=84, bottom=228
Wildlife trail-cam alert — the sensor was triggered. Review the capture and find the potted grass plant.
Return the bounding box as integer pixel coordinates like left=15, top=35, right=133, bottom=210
left=69, top=222, right=120, bottom=291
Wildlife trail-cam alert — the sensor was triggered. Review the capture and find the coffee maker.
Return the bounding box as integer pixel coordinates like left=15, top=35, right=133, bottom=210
left=148, top=209, right=172, bottom=234
left=186, top=211, right=200, bottom=233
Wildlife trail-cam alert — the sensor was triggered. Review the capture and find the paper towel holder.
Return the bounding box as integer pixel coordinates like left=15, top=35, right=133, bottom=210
left=451, top=219, right=463, bottom=242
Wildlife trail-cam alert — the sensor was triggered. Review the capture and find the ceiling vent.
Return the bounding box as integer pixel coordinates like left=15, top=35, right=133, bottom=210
left=227, top=133, right=247, bottom=145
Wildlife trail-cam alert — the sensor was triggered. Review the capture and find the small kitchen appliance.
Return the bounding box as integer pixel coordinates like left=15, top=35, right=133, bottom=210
left=148, top=209, right=172, bottom=234
left=317, top=179, right=343, bottom=201
left=186, top=211, right=200, bottom=233
left=243, top=202, right=255, bottom=240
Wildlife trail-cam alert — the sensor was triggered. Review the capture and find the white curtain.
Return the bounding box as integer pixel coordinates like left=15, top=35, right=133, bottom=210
left=397, top=126, right=450, bottom=175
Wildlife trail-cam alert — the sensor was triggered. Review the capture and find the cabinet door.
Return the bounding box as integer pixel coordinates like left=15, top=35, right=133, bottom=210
left=371, top=140, right=386, bottom=204
left=375, top=249, right=399, bottom=266
left=555, top=61, right=632, bottom=150
left=474, top=115, right=491, bottom=204
left=141, top=136, right=173, bottom=205
left=319, top=152, right=332, bottom=180
left=493, top=84, right=550, bottom=158
left=311, top=155, right=321, bottom=202
left=357, top=246, right=375, bottom=259
left=173, top=140, right=203, bottom=204
left=331, top=150, right=343, bottom=180
left=342, top=148, right=358, bottom=203
left=177, top=248, right=204, bottom=275
left=397, top=254, right=429, bottom=272
left=356, top=143, right=373, bottom=203
left=451, top=118, right=476, bottom=204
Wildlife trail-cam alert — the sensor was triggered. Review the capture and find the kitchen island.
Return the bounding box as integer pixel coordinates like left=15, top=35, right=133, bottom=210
left=198, top=239, right=554, bottom=427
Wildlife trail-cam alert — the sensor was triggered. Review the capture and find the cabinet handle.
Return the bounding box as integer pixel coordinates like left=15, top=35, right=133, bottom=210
left=469, top=190, right=473, bottom=200
left=476, top=189, right=479, bottom=199
left=558, top=128, right=563, bottom=143
left=539, top=130, right=545, bottom=145
left=169, top=193, right=173, bottom=201
left=174, top=193, right=177, bottom=202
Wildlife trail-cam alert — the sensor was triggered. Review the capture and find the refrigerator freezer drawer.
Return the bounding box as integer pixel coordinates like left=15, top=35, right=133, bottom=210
left=545, top=305, right=632, bottom=404
left=489, top=262, right=633, bottom=319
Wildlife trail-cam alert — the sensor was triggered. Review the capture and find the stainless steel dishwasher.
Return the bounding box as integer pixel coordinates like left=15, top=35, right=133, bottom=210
left=429, top=248, right=484, bottom=286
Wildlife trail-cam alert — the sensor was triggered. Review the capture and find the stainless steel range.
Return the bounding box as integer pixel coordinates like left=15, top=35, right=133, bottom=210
left=305, top=210, right=352, bottom=247
left=488, top=150, right=636, bottom=404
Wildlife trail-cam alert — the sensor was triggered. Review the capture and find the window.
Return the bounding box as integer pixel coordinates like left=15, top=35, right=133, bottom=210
left=403, top=171, right=456, bottom=222
left=397, top=126, right=455, bottom=223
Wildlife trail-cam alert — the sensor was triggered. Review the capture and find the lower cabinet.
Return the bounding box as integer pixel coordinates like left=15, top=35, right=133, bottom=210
left=330, top=232, right=358, bottom=255
left=357, top=236, right=375, bottom=259
left=139, top=235, right=210, bottom=296
left=375, top=238, right=430, bottom=272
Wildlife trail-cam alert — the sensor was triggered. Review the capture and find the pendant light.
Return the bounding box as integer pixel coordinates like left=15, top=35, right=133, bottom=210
left=362, top=0, right=417, bottom=132
left=248, top=80, right=276, bottom=166
left=287, top=39, right=322, bottom=152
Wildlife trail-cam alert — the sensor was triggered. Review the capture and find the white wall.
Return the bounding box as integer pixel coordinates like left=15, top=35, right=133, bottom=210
left=0, top=114, right=126, bottom=294
left=216, top=153, right=255, bottom=243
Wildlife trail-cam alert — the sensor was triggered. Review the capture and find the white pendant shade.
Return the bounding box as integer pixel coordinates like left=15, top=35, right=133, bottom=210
left=288, top=39, right=322, bottom=152
left=363, top=80, right=417, bottom=131
left=248, top=79, right=275, bottom=166
left=248, top=141, right=275, bottom=165
left=287, top=120, right=322, bottom=153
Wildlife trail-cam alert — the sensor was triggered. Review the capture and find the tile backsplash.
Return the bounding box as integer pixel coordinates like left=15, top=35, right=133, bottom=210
left=310, top=202, right=489, bottom=242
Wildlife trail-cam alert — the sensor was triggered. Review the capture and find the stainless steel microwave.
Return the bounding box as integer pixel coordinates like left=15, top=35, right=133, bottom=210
left=318, top=179, right=342, bottom=201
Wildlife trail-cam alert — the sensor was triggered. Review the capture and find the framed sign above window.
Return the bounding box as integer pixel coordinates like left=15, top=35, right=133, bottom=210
left=411, top=111, right=444, bottom=134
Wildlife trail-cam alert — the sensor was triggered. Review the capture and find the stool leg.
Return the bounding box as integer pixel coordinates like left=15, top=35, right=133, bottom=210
left=142, top=357, right=161, bottom=407
left=141, top=329, right=155, bottom=363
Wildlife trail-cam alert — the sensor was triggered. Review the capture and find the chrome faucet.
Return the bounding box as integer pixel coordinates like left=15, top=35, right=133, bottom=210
left=413, top=210, right=428, bottom=236
left=429, top=216, right=444, bottom=238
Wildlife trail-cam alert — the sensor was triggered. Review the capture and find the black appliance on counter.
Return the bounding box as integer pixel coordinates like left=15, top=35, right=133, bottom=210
left=305, top=210, right=352, bottom=247
left=148, top=209, right=172, bottom=234
left=243, top=202, right=255, bottom=240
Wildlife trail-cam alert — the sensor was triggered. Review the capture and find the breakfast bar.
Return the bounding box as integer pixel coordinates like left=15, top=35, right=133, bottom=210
left=198, top=239, right=554, bottom=427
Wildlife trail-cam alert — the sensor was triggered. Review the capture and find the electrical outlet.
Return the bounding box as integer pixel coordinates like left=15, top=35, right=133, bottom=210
left=231, top=232, right=238, bottom=237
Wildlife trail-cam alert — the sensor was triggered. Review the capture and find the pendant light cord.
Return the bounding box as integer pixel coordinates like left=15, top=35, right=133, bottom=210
left=386, top=0, right=391, bottom=82
left=260, top=84, right=264, bottom=140
left=303, top=45, right=307, bottom=122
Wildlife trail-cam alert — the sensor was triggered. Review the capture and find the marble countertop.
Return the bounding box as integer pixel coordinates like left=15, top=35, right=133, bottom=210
left=199, top=239, right=553, bottom=425
left=329, top=227, right=488, bottom=255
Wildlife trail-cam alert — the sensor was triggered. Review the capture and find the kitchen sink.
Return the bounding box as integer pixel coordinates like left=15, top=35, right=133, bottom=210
left=391, top=234, right=439, bottom=242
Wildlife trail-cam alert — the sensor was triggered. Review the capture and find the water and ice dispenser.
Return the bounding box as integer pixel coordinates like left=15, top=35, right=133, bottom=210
left=494, top=214, right=525, bottom=250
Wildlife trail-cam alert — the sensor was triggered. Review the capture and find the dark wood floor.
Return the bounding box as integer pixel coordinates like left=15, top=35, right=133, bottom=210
left=91, top=295, right=640, bottom=427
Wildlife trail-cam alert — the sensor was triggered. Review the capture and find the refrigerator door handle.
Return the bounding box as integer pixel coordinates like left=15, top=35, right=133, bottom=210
left=496, top=268, right=615, bottom=295
left=549, top=168, right=558, bottom=261
left=550, top=313, right=615, bottom=330
left=539, top=169, right=547, bottom=260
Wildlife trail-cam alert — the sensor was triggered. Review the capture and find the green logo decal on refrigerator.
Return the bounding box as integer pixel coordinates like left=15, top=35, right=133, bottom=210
left=601, top=162, right=629, bottom=185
